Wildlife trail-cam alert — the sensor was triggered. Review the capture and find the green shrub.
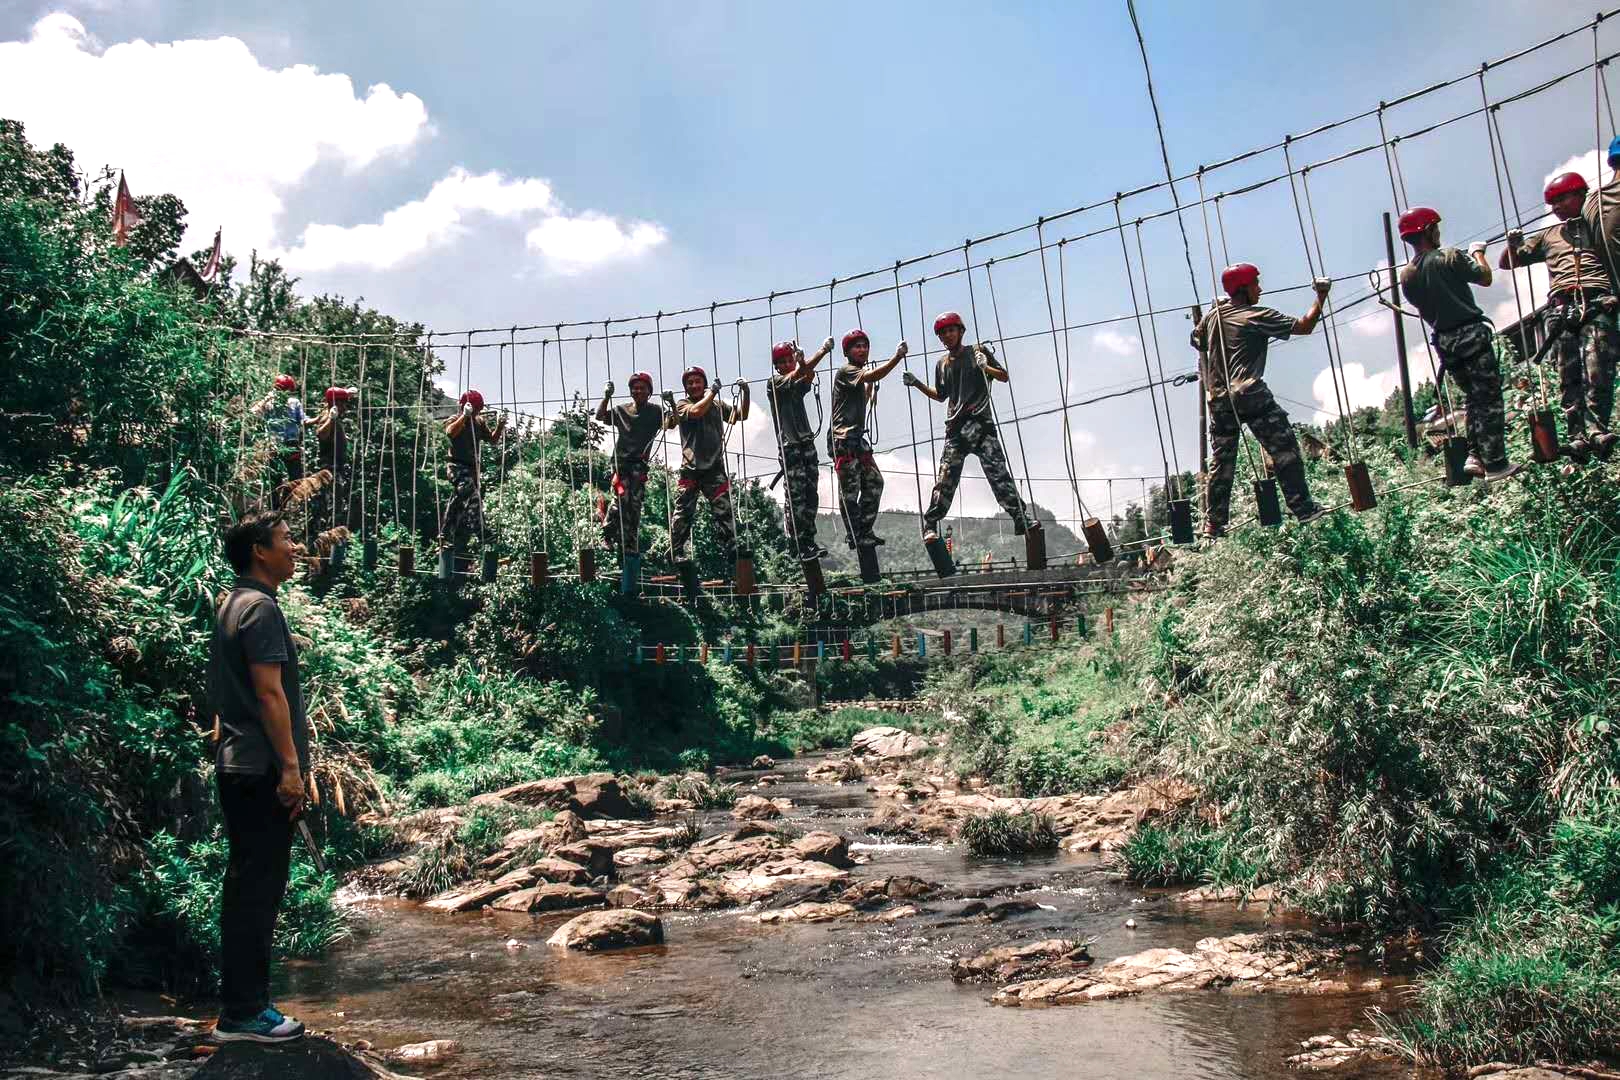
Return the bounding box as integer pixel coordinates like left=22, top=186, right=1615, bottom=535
left=1114, top=824, right=1266, bottom=889
left=959, top=810, right=1058, bottom=857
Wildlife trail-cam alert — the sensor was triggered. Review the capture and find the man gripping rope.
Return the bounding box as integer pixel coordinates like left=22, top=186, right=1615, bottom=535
left=1397, top=206, right=1521, bottom=480
left=665, top=365, right=748, bottom=565
left=596, top=371, right=664, bottom=555
left=253, top=375, right=306, bottom=511
left=828, top=329, right=905, bottom=548
left=310, top=386, right=355, bottom=542
left=1502, top=170, right=1619, bottom=460
left=766, top=336, right=835, bottom=561
left=1191, top=264, right=1329, bottom=539
left=441, top=389, right=505, bottom=555
left=903, top=311, right=1028, bottom=544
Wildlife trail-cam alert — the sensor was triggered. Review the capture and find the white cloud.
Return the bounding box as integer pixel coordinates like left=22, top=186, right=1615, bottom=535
left=0, top=13, right=430, bottom=252
left=1314, top=361, right=1399, bottom=424
left=277, top=168, right=555, bottom=271
left=526, top=214, right=669, bottom=275
left=1544, top=151, right=1613, bottom=193
left=1092, top=328, right=1139, bottom=357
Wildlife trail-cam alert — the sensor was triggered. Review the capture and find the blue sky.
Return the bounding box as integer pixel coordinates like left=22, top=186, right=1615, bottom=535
left=0, top=1, right=1605, bottom=523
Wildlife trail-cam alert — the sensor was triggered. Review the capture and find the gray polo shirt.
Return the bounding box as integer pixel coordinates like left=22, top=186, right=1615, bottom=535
left=1191, top=300, right=1297, bottom=399
left=207, top=577, right=309, bottom=775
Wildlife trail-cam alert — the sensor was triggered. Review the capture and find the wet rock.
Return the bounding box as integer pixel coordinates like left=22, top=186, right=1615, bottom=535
left=806, top=756, right=863, bottom=783
left=195, top=1035, right=408, bottom=1078
left=992, top=931, right=1346, bottom=1007
left=866, top=903, right=922, bottom=922
left=550, top=840, right=617, bottom=879
left=489, top=883, right=605, bottom=913
left=752, top=901, right=855, bottom=924
left=955, top=897, right=1044, bottom=922
left=385, top=1040, right=459, bottom=1064
left=613, top=845, right=670, bottom=868
left=1284, top=1031, right=1399, bottom=1071
left=484, top=773, right=646, bottom=820
left=839, top=875, right=941, bottom=908
left=951, top=939, right=1092, bottom=983
left=651, top=875, right=731, bottom=909
left=605, top=884, right=654, bottom=909
left=1174, top=884, right=1277, bottom=904
left=851, top=726, right=928, bottom=761
left=750, top=754, right=776, bottom=769
left=717, top=858, right=850, bottom=904
left=789, top=831, right=853, bottom=868
left=527, top=857, right=593, bottom=886
left=652, top=798, right=696, bottom=815
left=867, top=802, right=952, bottom=842
left=586, top=821, right=688, bottom=848
left=755, top=774, right=784, bottom=787
left=547, top=909, right=665, bottom=951
left=731, top=794, right=784, bottom=821
left=422, top=878, right=524, bottom=913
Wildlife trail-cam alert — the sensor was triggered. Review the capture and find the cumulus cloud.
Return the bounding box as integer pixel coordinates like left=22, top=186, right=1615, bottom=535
left=1092, top=329, right=1140, bottom=357
left=0, top=13, right=429, bottom=252
left=1314, top=362, right=1399, bottom=423
left=526, top=214, right=669, bottom=275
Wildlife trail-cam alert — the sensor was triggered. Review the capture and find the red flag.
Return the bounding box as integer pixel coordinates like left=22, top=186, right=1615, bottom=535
left=198, top=228, right=222, bottom=283
left=112, top=171, right=142, bottom=247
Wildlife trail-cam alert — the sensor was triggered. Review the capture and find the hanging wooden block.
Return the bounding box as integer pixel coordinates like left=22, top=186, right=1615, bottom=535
left=1049, top=617, right=1059, bottom=642
left=1253, top=478, right=1283, bottom=528
left=1081, top=518, right=1114, bottom=563
left=925, top=536, right=956, bottom=579
left=1529, top=410, right=1560, bottom=464
left=481, top=549, right=498, bottom=583
left=699, top=642, right=710, bottom=664
left=678, top=561, right=702, bottom=601
left=1022, top=622, right=1034, bottom=645
left=530, top=550, right=549, bottom=588
left=892, top=633, right=901, bottom=658
left=1346, top=461, right=1378, bottom=509
left=578, top=547, right=596, bottom=583
left=655, top=643, right=666, bottom=665
left=437, top=548, right=454, bottom=581
left=619, top=552, right=641, bottom=596
left=746, top=643, right=756, bottom=667
left=803, top=556, right=825, bottom=598
left=866, top=636, right=877, bottom=662
left=1105, top=607, right=1116, bottom=634
left=397, top=545, right=415, bottom=576
left=1168, top=499, right=1195, bottom=545
left=996, top=624, right=1006, bottom=648
left=942, top=630, right=952, bottom=656
left=722, top=642, right=733, bottom=665
left=791, top=641, right=802, bottom=665
left=815, top=641, right=825, bottom=662
left=842, top=639, right=853, bottom=662
left=857, top=546, right=882, bottom=584
left=1442, top=437, right=1472, bottom=488
left=1024, top=524, right=1047, bottom=571
left=735, top=553, right=756, bottom=596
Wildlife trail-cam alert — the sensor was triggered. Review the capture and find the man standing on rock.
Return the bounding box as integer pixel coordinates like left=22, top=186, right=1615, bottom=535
left=206, top=511, right=310, bottom=1043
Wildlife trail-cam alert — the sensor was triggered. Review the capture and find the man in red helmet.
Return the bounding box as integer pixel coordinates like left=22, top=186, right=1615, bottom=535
left=828, top=329, right=906, bottom=548
left=253, top=375, right=306, bottom=509
left=663, top=365, right=748, bottom=566
left=310, top=387, right=355, bottom=544
left=1397, top=207, right=1519, bottom=480
left=1501, top=170, right=1618, bottom=458
left=595, top=371, right=664, bottom=556
left=766, top=335, right=836, bottom=560
left=1191, top=264, right=1330, bottom=538
left=902, top=312, right=1027, bottom=543
left=441, top=389, right=506, bottom=555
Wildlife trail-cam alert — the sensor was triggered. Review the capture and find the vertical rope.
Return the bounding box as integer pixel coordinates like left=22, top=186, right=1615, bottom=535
left=352, top=342, right=368, bottom=538
left=980, top=257, right=1039, bottom=511
left=915, top=278, right=943, bottom=521
left=539, top=338, right=550, bottom=553
left=1056, top=242, right=1082, bottom=530
left=1132, top=220, right=1186, bottom=485
left=655, top=315, right=674, bottom=543
left=381, top=343, right=398, bottom=532
left=1035, top=221, right=1092, bottom=519
left=1112, top=198, right=1175, bottom=494
left=1195, top=170, right=1261, bottom=476
left=1476, top=71, right=1548, bottom=404
left=894, top=264, right=928, bottom=533
left=498, top=331, right=515, bottom=531
left=733, top=316, right=749, bottom=547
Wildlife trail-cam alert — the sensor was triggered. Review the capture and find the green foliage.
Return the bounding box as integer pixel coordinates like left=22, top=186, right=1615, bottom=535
left=1114, top=823, right=1267, bottom=889
left=397, top=802, right=551, bottom=898
left=959, top=810, right=1058, bottom=857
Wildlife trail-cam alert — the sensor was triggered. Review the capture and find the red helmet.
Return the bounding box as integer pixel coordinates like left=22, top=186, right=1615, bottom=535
left=771, top=340, right=796, bottom=363
left=1397, top=206, right=1441, bottom=239
left=1220, top=262, right=1260, bottom=296
left=841, top=329, right=870, bottom=356
left=933, top=311, right=965, bottom=335
left=273, top=374, right=296, bottom=392
left=459, top=389, right=485, bottom=412
left=1544, top=171, right=1588, bottom=204
left=323, top=386, right=349, bottom=406
left=682, top=365, right=707, bottom=386
left=627, top=371, right=654, bottom=391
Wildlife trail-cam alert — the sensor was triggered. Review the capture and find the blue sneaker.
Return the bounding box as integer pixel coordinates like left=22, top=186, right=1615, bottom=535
left=213, top=1005, right=306, bottom=1043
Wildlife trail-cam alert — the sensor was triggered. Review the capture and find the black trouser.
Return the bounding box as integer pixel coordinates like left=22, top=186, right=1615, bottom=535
left=217, top=769, right=294, bottom=1021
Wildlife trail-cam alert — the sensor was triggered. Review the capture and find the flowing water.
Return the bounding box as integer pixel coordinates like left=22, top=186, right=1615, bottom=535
left=270, top=756, right=1429, bottom=1080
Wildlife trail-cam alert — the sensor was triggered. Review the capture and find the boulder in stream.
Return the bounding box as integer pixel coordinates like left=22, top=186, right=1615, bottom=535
left=196, top=1036, right=408, bottom=1079
left=730, top=794, right=785, bottom=821
left=789, top=830, right=853, bottom=868
left=951, top=939, right=1092, bottom=983
left=751, top=901, right=855, bottom=924
left=482, top=773, right=646, bottom=820
left=547, top=909, right=665, bottom=951
left=490, top=883, right=605, bottom=913
left=850, top=726, right=928, bottom=761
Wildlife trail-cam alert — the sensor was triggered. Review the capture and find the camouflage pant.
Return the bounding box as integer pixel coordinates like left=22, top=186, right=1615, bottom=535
left=273, top=449, right=303, bottom=511
left=924, top=416, right=1025, bottom=531
left=1545, top=302, right=1619, bottom=437
left=1207, top=387, right=1313, bottom=529
left=830, top=436, right=884, bottom=545
left=670, top=463, right=735, bottom=562
left=442, top=461, right=483, bottom=550
left=601, top=463, right=648, bottom=554
left=779, top=439, right=821, bottom=558
left=1434, top=321, right=1508, bottom=467
left=310, top=460, right=349, bottom=536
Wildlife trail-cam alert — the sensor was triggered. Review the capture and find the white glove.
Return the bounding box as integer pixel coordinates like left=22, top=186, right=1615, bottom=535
left=902, top=371, right=921, bottom=389
left=1506, top=228, right=1524, bottom=247
left=1468, top=241, right=1487, bottom=257
left=822, top=336, right=835, bottom=353
left=461, top=403, right=475, bottom=418
left=1312, top=277, right=1333, bottom=297
left=895, top=340, right=908, bottom=359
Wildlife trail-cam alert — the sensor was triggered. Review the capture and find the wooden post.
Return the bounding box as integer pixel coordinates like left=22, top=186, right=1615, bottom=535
left=1050, top=617, right=1059, bottom=642
left=892, top=633, right=901, bottom=658
left=969, top=627, right=979, bottom=653
left=996, top=623, right=1006, bottom=649
left=1105, top=607, right=1115, bottom=634
left=942, top=629, right=952, bottom=656
left=530, top=550, right=548, bottom=587
left=700, top=642, right=710, bottom=664
left=842, top=639, right=853, bottom=662
left=1382, top=212, right=1420, bottom=449
left=746, top=643, right=756, bottom=667
left=655, top=643, right=666, bottom=665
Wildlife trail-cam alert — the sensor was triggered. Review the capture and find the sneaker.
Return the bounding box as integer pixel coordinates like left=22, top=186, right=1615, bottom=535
left=1462, top=455, right=1488, bottom=479
left=1563, top=437, right=1592, bottom=463
left=922, top=529, right=941, bottom=545
left=867, top=535, right=886, bottom=547
left=1594, top=431, right=1618, bottom=460
left=213, top=1006, right=306, bottom=1044
left=802, top=546, right=830, bottom=563
left=1484, top=461, right=1525, bottom=482
left=1296, top=505, right=1331, bottom=525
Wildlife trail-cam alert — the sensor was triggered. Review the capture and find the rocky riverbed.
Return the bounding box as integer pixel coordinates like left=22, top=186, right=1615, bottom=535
left=27, top=729, right=1541, bottom=1079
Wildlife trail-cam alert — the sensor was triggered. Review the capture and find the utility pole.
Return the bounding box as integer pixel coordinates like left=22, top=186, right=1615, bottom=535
left=1383, top=212, right=1420, bottom=448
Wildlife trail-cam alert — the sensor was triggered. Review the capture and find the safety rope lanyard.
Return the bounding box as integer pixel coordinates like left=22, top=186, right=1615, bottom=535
left=1111, top=199, right=1176, bottom=499
left=1476, top=74, right=1549, bottom=406
left=1194, top=170, right=1262, bottom=475
left=1280, top=141, right=1357, bottom=461
left=1214, top=197, right=1232, bottom=267
left=965, top=244, right=1039, bottom=512
left=1131, top=221, right=1186, bottom=487
left=894, top=265, right=928, bottom=535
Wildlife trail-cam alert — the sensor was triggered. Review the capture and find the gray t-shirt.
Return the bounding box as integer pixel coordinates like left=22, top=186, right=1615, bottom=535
left=767, top=373, right=815, bottom=446
left=1399, top=248, right=1488, bottom=332
left=1191, top=301, right=1296, bottom=399
left=934, top=344, right=995, bottom=431
left=676, top=396, right=736, bottom=470
left=609, top=401, right=663, bottom=467
left=828, top=363, right=869, bottom=445
left=1583, top=175, right=1620, bottom=277
left=1509, top=219, right=1610, bottom=298
left=207, top=578, right=309, bottom=776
